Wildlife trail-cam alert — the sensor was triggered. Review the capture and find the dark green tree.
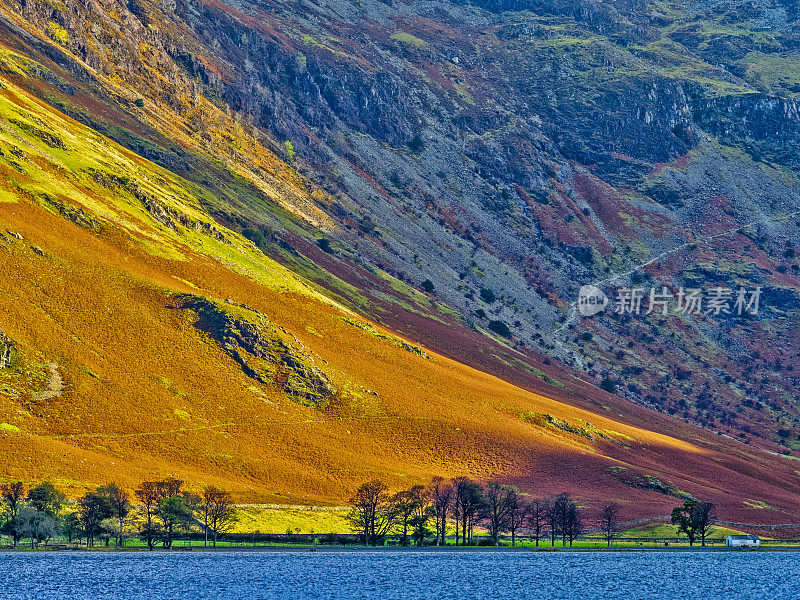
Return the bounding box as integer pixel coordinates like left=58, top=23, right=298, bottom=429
left=158, top=495, right=195, bottom=549
left=409, top=509, right=432, bottom=547
left=98, top=483, right=131, bottom=547
left=27, top=482, right=65, bottom=518
left=77, top=491, right=112, bottom=547
left=672, top=500, right=716, bottom=546
left=62, top=512, right=83, bottom=545
left=1, top=481, right=25, bottom=547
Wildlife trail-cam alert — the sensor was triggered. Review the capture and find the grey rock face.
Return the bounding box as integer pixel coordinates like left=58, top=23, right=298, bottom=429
left=177, top=295, right=337, bottom=406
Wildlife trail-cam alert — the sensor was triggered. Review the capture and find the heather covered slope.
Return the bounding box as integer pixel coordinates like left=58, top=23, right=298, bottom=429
left=1, top=52, right=800, bottom=526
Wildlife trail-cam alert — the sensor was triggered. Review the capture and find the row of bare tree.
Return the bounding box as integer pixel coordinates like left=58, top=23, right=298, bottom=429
left=349, top=476, right=593, bottom=547
left=349, top=477, right=718, bottom=547
left=1, top=478, right=236, bottom=549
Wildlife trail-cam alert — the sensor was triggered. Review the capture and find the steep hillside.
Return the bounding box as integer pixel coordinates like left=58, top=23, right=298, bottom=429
left=1, top=0, right=798, bottom=450
left=0, top=68, right=799, bottom=524
left=1, top=0, right=800, bottom=524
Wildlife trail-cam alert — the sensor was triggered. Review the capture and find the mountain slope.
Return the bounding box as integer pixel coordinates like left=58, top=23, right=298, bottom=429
left=1, top=0, right=800, bottom=523
left=3, top=0, right=799, bottom=448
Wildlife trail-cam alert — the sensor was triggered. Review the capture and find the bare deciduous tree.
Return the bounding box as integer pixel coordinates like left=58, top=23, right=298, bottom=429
left=527, top=498, right=547, bottom=547
left=427, top=477, right=452, bottom=546
left=202, top=486, right=236, bottom=548
left=565, top=500, right=583, bottom=546
left=484, top=482, right=510, bottom=545
left=156, top=477, right=184, bottom=499
left=504, top=487, right=527, bottom=547
left=453, top=477, right=484, bottom=546
left=551, top=493, right=581, bottom=546
left=346, top=480, right=399, bottom=546
left=135, top=481, right=161, bottom=551
left=547, top=496, right=561, bottom=546
left=393, top=488, right=420, bottom=547
left=599, top=502, right=620, bottom=547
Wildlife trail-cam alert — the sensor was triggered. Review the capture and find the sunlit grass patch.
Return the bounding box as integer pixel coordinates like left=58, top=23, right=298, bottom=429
left=232, top=505, right=350, bottom=534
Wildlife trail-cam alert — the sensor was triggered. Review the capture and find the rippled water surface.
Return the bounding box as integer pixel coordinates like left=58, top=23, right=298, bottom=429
left=1, top=550, right=797, bottom=599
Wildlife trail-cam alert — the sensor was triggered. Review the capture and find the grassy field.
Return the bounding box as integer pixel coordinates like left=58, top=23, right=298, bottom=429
left=232, top=506, right=351, bottom=535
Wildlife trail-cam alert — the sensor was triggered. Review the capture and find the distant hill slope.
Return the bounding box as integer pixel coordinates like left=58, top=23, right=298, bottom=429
left=1, top=0, right=800, bottom=523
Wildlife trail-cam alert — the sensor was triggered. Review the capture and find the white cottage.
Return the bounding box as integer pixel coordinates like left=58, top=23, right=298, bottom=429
left=726, top=534, right=761, bottom=548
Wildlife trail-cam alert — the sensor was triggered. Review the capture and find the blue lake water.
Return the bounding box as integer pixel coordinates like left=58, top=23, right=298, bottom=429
left=1, top=550, right=797, bottom=599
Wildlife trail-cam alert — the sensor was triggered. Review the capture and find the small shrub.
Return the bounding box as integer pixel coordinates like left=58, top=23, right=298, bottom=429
left=242, top=228, right=266, bottom=248
left=479, top=288, right=496, bottom=303
left=408, top=134, right=425, bottom=154
left=600, top=378, right=616, bottom=394
left=421, top=279, right=435, bottom=294
left=317, top=238, right=333, bottom=253
left=359, top=216, right=376, bottom=235
left=46, top=22, right=69, bottom=46
left=134, top=98, right=146, bottom=108
left=389, top=171, right=403, bottom=188
left=488, top=320, right=511, bottom=338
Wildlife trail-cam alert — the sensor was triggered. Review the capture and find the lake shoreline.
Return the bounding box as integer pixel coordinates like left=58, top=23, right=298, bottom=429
left=1, top=545, right=796, bottom=553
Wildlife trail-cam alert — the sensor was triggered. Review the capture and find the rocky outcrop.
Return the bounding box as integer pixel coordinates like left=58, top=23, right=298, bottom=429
left=31, top=362, right=62, bottom=403
left=340, top=317, right=429, bottom=359
left=611, top=468, right=695, bottom=500
left=177, top=295, right=336, bottom=406
left=688, top=90, right=800, bottom=166
left=88, top=169, right=228, bottom=242
left=39, top=193, right=102, bottom=232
